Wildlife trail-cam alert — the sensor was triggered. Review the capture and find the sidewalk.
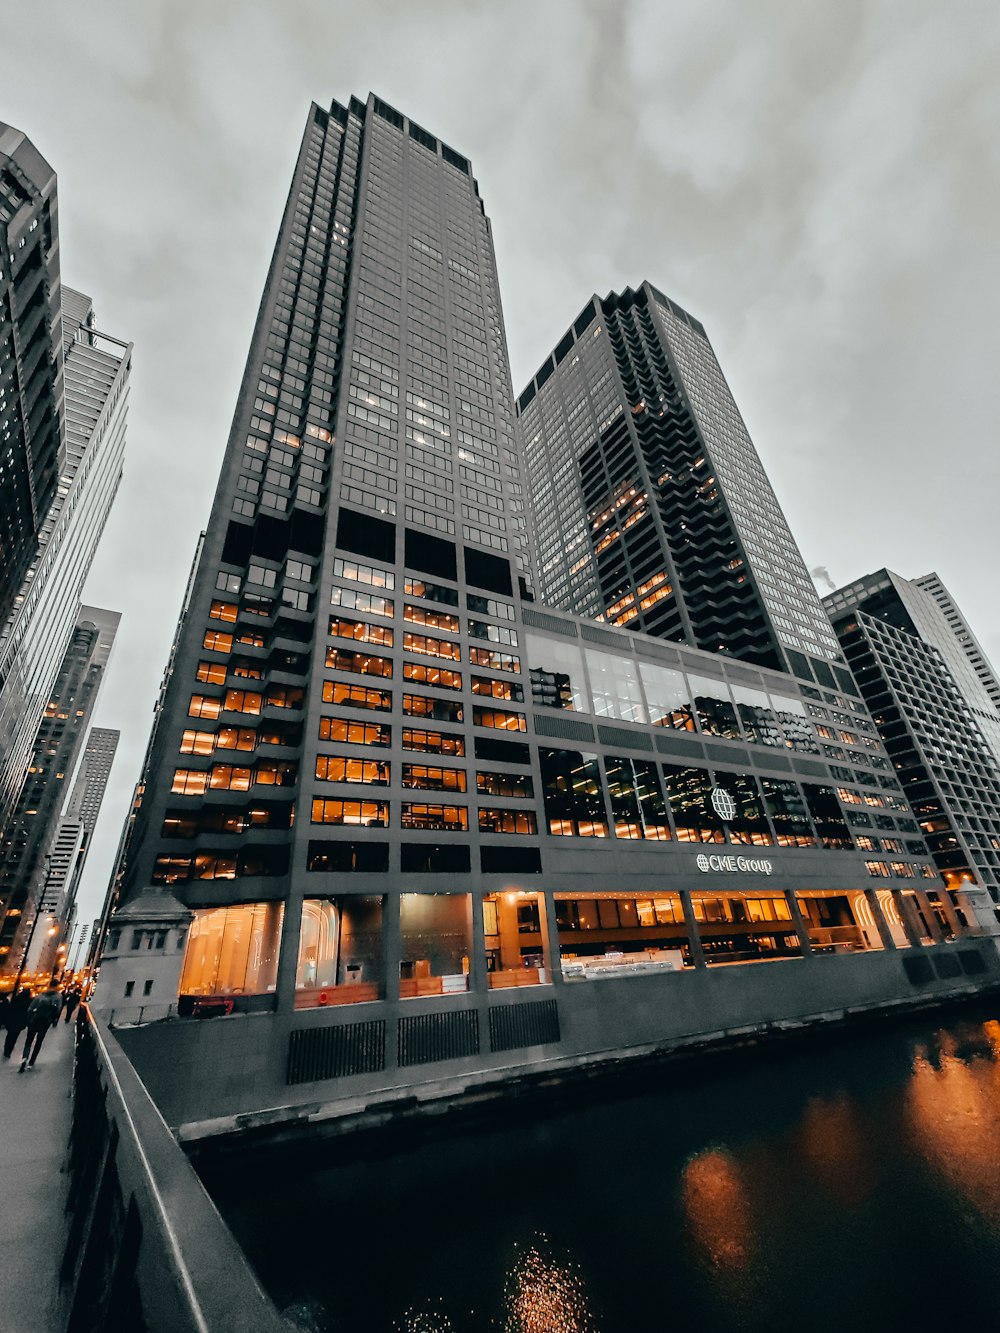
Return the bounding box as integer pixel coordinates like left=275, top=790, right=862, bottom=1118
left=0, top=1017, right=75, bottom=1333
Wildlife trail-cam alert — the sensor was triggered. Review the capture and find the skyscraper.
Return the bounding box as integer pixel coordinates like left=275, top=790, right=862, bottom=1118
left=0, top=605, right=119, bottom=976
left=824, top=570, right=1000, bottom=909
left=0, top=122, right=64, bottom=630
left=516, top=283, right=847, bottom=687
left=0, top=287, right=129, bottom=829
left=100, top=95, right=993, bottom=1132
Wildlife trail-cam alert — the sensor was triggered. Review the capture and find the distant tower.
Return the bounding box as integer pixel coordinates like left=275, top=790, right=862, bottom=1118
left=0, top=607, right=119, bottom=975
left=0, top=287, right=130, bottom=829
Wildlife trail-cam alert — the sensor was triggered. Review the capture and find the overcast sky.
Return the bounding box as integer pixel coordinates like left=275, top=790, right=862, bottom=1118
left=5, top=0, right=999, bottom=930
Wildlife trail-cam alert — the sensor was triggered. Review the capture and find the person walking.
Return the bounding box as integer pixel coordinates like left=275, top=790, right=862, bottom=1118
left=2, top=987, right=32, bottom=1060
left=62, top=986, right=81, bottom=1024
left=18, top=987, right=61, bottom=1072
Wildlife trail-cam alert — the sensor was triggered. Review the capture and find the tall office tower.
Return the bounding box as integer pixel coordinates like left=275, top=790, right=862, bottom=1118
left=0, top=122, right=65, bottom=629
left=0, top=605, right=119, bottom=975
left=0, top=288, right=130, bottom=830
left=914, top=572, right=1000, bottom=726
left=516, top=283, right=848, bottom=688
left=824, top=572, right=1000, bottom=910
left=115, top=89, right=530, bottom=928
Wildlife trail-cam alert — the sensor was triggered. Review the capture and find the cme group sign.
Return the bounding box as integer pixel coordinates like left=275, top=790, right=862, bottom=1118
left=696, top=853, right=773, bottom=875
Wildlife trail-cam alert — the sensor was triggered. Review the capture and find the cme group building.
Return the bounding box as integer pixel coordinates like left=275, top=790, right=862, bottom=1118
left=98, top=92, right=1000, bottom=1133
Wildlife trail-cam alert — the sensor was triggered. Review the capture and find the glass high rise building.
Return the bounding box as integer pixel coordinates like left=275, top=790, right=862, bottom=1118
left=99, top=95, right=997, bottom=1133
left=516, top=283, right=846, bottom=686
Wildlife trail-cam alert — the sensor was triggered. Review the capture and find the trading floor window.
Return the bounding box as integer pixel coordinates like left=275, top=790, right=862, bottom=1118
left=638, top=662, right=694, bottom=731
left=294, top=896, right=384, bottom=1008
left=689, top=676, right=742, bottom=741
left=661, top=765, right=725, bottom=843
left=178, top=901, right=284, bottom=1002
left=399, top=893, right=471, bottom=996
left=483, top=892, right=549, bottom=988
left=604, top=756, right=672, bottom=840
left=539, top=749, right=609, bottom=837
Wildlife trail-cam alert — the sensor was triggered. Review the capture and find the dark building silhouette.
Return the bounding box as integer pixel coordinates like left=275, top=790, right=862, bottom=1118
left=0, top=122, right=64, bottom=631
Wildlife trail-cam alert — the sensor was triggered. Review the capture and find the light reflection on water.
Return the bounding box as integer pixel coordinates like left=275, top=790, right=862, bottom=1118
left=206, top=1003, right=1000, bottom=1332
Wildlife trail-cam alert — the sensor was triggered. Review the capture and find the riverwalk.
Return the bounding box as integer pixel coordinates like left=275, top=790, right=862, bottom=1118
left=0, top=1017, right=74, bottom=1332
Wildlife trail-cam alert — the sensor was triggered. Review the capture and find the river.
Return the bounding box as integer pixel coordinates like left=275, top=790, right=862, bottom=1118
left=205, top=1001, right=1000, bottom=1331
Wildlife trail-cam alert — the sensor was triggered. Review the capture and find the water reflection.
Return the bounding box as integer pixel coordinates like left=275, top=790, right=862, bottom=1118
left=206, top=1003, right=1000, bottom=1331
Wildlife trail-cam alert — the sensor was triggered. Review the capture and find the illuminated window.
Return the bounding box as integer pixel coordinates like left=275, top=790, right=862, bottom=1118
left=315, top=756, right=390, bottom=785
left=294, top=897, right=384, bottom=1008
left=189, top=695, right=222, bottom=720
left=405, top=577, right=458, bottom=605
left=178, top=902, right=284, bottom=999
left=209, top=764, right=252, bottom=792
left=483, top=892, right=548, bottom=988
left=400, top=803, right=469, bottom=832
left=539, top=749, right=608, bottom=837
left=468, top=648, right=520, bottom=674
left=172, top=768, right=208, bottom=795
left=403, top=694, right=463, bottom=722
left=209, top=601, right=238, bottom=624
left=319, top=717, right=391, bottom=747
left=471, top=675, right=523, bottom=702
left=331, top=586, right=393, bottom=618
left=476, top=771, right=534, bottom=798
left=604, top=756, right=671, bottom=841
left=399, top=893, right=471, bottom=997
left=196, top=661, right=227, bottom=685
left=472, top=706, right=525, bottom=732
left=325, top=648, right=393, bottom=678
left=478, top=808, right=537, bottom=835
left=404, top=604, right=460, bottom=633
left=402, top=728, right=465, bottom=756
left=180, top=730, right=215, bottom=756
left=468, top=620, right=517, bottom=646
left=224, top=689, right=263, bottom=715
left=403, top=632, right=461, bottom=661
left=401, top=764, right=467, bottom=792
left=322, top=681, right=392, bottom=711
left=329, top=615, right=394, bottom=647
left=203, top=630, right=233, bottom=654
left=332, top=556, right=394, bottom=589
left=216, top=727, right=257, bottom=752
left=311, top=798, right=389, bottom=826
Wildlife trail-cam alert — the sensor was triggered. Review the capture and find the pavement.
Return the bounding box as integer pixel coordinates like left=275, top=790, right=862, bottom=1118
left=0, top=1016, right=75, bottom=1333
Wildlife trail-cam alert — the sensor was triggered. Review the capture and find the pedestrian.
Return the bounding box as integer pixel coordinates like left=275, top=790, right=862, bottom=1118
left=19, top=987, right=61, bottom=1072
left=62, top=986, right=81, bottom=1024
left=2, top=987, right=31, bottom=1060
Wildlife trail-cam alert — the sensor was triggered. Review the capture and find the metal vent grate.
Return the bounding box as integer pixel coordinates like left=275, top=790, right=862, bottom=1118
left=597, top=723, right=653, bottom=752
left=521, top=607, right=578, bottom=638
left=398, top=1009, right=480, bottom=1066
left=287, top=1020, right=386, bottom=1085
left=489, top=999, right=561, bottom=1052
left=581, top=624, right=627, bottom=648
left=533, top=713, right=595, bottom=742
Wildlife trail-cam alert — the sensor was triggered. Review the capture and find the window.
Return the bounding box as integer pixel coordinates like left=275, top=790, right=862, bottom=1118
left=403, top=694, right=463, bottom=722
left=294, top=897, right=384, bottom=1008
left=689, top=675, right=742, bottom=740
left=247, top=563, right=278, bottom=588
left=476, top=771, right=534, bottom=798
left=483, top=892, right=548, bottom=987
left=478, top=808, right=537, bottom=834
left=315, top=756, right=390, bottom=785
left=196, top=661, right=227, bottom=685
left=586, top=650, right=646, bottom=724
left=172, top=769, right=208, bottom=795
left=178, top=902, right=284, bottom=999
left=761, top=779, right=815, bottom=847
left=332, top=557, right=394, bottom=589
left=325, top=648, right=393, bottom=677
left=180, top=730, right=215, bottom=756
left=403, top=662, right=462, bottom=689
left=189, top=694, right=222, bottom=719
left=401, top=764, right=467, bottom=792
left=311, top=798, right=389, bottom=826
left=399, top=893, right=471, bottom=996
left=209, top=601, right=238, bottom=624
left=331, top=586, right=394, bottom=618
left=468, top=620, right=517, bottom=646
left=286, top=559, right=314, bottom=583
left=467, top=593, right=514, bottom=621
left=401, top=803, right=469, bottom=831
left=203, top=630, right=234, bottom=653
left=322, top=681, right=391, bottom=711
left=526, top=635, right=586, bottom=711
left=319, top=717, right=391, bottom=746
left=539, top=749, right=608, bottom=837
left=403, top=631, right=461, bottom=660
left=405, top=577, right=458, bottom=605
left=604, top=757, right=671, bottom=840
left=224, top=689, right=263, bottom=715
left=468, top=648, right=520, bottom=674
left=209, top=764, right=253, bottom=792
left=471, top=675, right=523, bottom=702
left=473, top=706, right=525, bottom=732
left=402, top=728, right=465, bottom=756
left=405, top=604, right=460, bottom=633
left=660, top=765, right=724, bottom=844
left=329, top=616, right=394, bottom=646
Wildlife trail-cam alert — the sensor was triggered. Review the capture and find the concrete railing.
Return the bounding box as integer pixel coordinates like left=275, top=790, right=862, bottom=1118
left=60, top=1008, right=289, bottom=1331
